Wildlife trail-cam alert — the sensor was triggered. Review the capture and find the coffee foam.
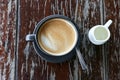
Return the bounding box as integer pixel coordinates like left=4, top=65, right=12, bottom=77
left=38, top=19, right=77, bottom=55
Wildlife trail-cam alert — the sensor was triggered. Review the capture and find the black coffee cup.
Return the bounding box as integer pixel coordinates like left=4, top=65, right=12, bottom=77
left=26, top=15, right=80, bottom=63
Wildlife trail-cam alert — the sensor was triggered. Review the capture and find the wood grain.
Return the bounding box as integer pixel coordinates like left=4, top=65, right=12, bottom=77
left=17, top=0, right=104, bottom=80
left=0, top=0, right=120, bottom=80
left=0, top=0, right=16, bottom=80
left=104, top=0, right=120, bottom=80
left=17, top=0, right=77, bottom=80
left=78, top=0, right=105, bottom=80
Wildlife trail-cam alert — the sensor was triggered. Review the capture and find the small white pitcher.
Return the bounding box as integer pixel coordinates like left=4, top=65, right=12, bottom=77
left=88, top=20, right=112, bottom=45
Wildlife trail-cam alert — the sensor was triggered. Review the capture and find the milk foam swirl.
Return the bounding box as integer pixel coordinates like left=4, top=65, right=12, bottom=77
left=38, top=19, right=77, bottom=55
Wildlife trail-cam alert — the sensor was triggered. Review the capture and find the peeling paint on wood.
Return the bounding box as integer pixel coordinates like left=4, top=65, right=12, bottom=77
left=0, top=0, right=16, bottom=80
left=0, top=0, right=120, bottom=80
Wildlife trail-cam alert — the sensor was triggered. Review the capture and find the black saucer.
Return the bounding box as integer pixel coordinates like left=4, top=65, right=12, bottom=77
left=31, top=15, right=80, bottom=63
left=33, top=41, right=76, bottom=63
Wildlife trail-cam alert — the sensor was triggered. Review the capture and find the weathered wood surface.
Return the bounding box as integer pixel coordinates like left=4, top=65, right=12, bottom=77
left=104, top=0, right=120, bottom=80
left=0, top=0, right=120, bottom=80
left=0, top=0, right=16, bottom=80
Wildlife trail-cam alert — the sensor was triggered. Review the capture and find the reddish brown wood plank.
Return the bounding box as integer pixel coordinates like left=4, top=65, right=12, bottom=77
left=17, top=0, right=120, bottom=80
left=104, top=0, right=120, bottom=80
left=18, top=0, right=76, bottom=80
left=0, top=0, right=16, bottom=80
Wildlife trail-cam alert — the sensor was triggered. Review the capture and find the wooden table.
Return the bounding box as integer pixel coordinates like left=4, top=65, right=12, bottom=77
left=0, top=0, right=120, bottom=80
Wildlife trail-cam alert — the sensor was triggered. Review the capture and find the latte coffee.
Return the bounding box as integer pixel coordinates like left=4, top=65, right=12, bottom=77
left=37, top=18, right=77, bottom=55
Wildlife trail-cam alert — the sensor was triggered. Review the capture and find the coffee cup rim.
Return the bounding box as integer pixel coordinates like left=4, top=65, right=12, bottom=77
left=33, top=15, right=80, bottom=56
